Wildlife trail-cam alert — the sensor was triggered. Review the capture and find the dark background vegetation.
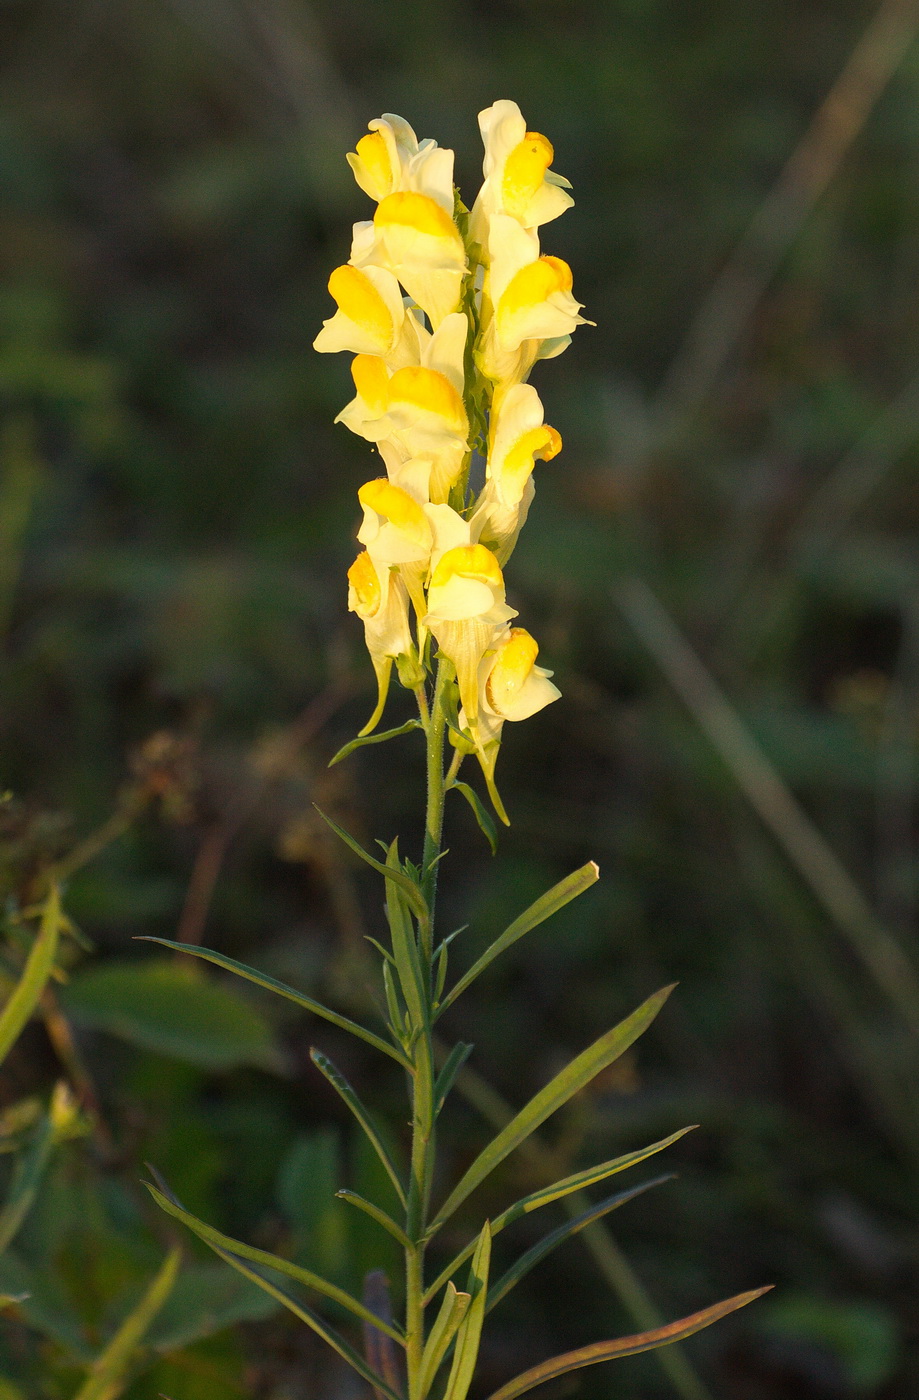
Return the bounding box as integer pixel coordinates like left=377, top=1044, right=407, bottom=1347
left=2, top=0, right=919, bottom=1396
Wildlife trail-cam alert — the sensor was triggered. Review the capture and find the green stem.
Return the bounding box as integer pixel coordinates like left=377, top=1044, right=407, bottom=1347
left=421, top=661, right=449, bottom=949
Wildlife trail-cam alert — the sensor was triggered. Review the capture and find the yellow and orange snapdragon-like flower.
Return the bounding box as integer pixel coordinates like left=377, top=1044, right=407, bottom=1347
left=316, top=100, right=589, bottom=818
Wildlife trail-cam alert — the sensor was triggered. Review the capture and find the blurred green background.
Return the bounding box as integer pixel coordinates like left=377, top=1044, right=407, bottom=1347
left=3, top=0, right=919, bottom=1396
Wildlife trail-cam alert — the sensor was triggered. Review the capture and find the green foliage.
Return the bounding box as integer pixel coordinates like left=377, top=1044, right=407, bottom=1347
left=60, top=959, right=282, bottom=1072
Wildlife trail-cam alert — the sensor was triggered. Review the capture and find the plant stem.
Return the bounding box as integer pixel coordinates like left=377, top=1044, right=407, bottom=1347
left=421, top=661, right=449, bottom=948
left=404, top=660, right=451, bottom=1400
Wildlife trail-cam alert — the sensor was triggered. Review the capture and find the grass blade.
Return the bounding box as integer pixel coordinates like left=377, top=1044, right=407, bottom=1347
left=136, top=937, right=410, bottom=1069
left=484, top=1287, right=772, bottom=1400
left=314, top=806, right=429, bottom=923
left=328, top=719, right=423, bottom=767
left=420, top=1282, right=470, bottom=1399
left=310, top=1049, right=407, bottom=1208
left=337, top=1190, right=412, bottom=1249
left=73, top=1248, right=180, bottom=1400
left=424, top=1129, right=691, bottom=1302
left=487, top=1176, right=673, bottom=1312
left=437, top=864, right=599, bottom=1015
left=442, top=1222, right=491, bottom=1400
left=430, top=985, right=674, bottom=1230
left=0, top=885, right=62, bottom=1065
left=144, top=1176, right=404, bottom=1343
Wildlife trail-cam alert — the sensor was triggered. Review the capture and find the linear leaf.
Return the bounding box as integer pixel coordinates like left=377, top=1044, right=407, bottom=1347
left=434, top=1043, right=473, bottom=1117
left=449, top=782, right=497, bottom=854
left=484, top=1287, right=773, bottom=1400
left=420, top=1283, right=470, bottom=1399
left=200, top=1240, right=401, bottom=1400
left=310, top=1050, right=406, bottom=1208
left=430, top=985, right=674, bottom=1230
left=144, top=1178, right=404, bottom=1343
left=443, top=1222, right=491, bottom=1400
left=136, top=938, right=409, bottom=1069
left=384, top=842, right=427, bottom=1029
left=74, top=1248, right=180, bottom=1400
left=438, top=864, right=600, bottom=1014
left=0, top=885, right=62, bottom=1065
left=487, top=1176, right=673, bottom=1312
left=362, top=1270, right=402, bottom=1400
left=336, top=1190, right=411, bottom=1249
left=328, top=719, right=423, bottom=767
left=425, top=1129, right=691, bottom=1302
left=314, top=807, right=429, bottom=922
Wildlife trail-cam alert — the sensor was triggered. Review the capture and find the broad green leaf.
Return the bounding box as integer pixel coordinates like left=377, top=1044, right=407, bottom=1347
left=144, top=1177, right=404, bottom=1343
left=314, top=806, right=429, bottom=923
left=483, top=1288, right=772, bottom=1400
left=434, top=1043, right=473, bottom=1116
left=449, top=781, right=497, bottom=854
left=487, top=1176, right=673, bottom=1312
left=336, top=1190, right=411, bottom=1249
left=310, top=1049, right=406, bottom=1208
left=0, top=1082, right=83, bottom=1251
left=61, top=958, right=282, bottom=1071
left=430, top=985, right=674, bottom=1229
left=443, top=1222, right=491, bottom=1400
left=135, top=938, right=410, bottom=1068
left=0, top=885, right=62, bottom=1065
left=73, top=1247, right=180, bottom=1400
left=420, top=1282, right=471, bottom=1399
left=425, top=1128, right=691, bottom=1302
left=146, top=1263, right=276, bottom=1351
left=328, top=718, right=423, bottom=767
left=437, top=863, right=600, bottom=1015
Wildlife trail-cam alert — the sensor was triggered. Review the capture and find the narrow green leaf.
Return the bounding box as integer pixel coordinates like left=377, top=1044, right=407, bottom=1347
left=487, top=1176, right=673, bottom=1312
left=384, top=842, right=427, bottom=1030
left=328, top=719, right=423, bottom=768
left=424, top=1129, right=691, bottom=1301
left=443, top=1222, right=491, bottom=1400
left=314, top=806, right=429, bottom=923
left=438, top=863, right=600, bottom=1015
left=310, top=1049, right=407, bottom=1208
left=382, top=961, right=407, bottom=1040
left=449, top=781, right=497, bottom=854
left=144, top=1178, right=404, bottom=1344
left=202, top=1241, right=402, bottom=1400
left=0, top=885, right=62, bottom=1065
left=430, top=985, right=674, bottom=1230
left=483, top=1288, right=773, bottom=1400
left=135, top=938, right=410, bottom=1069
left=73, top=1248, right=180, bottom=1400
left=434, top=1043, right=473, bottom=1117
left=420, top=1282, right=471, bottom=1399
left=336, top=1190, right=411, bottom=1249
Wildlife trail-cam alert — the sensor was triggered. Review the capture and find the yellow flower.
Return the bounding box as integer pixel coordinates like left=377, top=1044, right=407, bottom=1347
left=469, top=100, right=573, bottom=249
left=335, top=314, right=471, bottom=500
left=423, top=544, right=517, bottom=724
left=470, top=383, right=561, bottom=562
left=457, top=626, right=561, bottom=820
left=347, top=550, right=416, bottom=734
left=347, top=113, right=455, bottom=211
left=313, top=263, right=423, bottom=367
left=365, top=191, right=468, bottom=329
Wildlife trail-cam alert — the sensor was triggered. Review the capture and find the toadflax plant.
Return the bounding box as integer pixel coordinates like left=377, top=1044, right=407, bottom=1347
left=143, top=102, right=768, bottom=1400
